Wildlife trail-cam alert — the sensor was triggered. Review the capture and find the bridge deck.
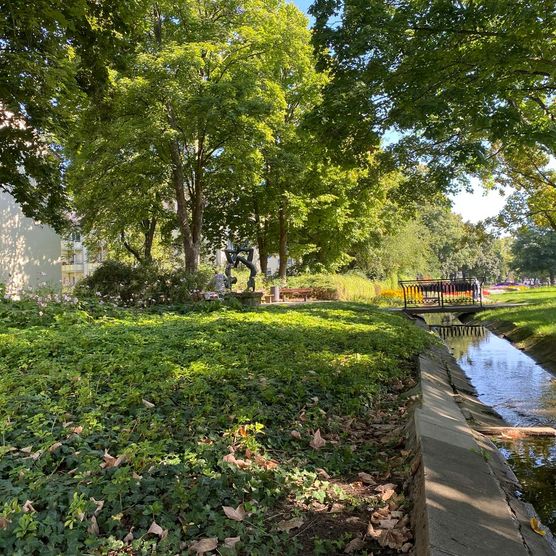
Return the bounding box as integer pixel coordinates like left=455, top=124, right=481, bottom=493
left=398, top=303, right=524, bottom=315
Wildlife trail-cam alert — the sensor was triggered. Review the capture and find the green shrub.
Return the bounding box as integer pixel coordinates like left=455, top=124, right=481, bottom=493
left=75, top=261, right=214, bottom=306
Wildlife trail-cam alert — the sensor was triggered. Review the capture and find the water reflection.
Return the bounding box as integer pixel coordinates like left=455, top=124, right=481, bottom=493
left=498, top=439, right=556, bottom=532
left=424, top=314, right=556, bottom=531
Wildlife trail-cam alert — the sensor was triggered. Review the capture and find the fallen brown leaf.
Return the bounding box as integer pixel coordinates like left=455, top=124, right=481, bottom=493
left=344, top=536, right=365, bottom=553
left=147, top=520, right=168, bottom=539
left=142, top=399, right=155, bottom=409
left=378, top=527, right=411, bottom=549
left=378, top=518, right=398, bottom=529
left=222, top=504, right=247, bottom=522
left=87, top=516, right=99, bottom=536
left=190, top=537, right=218, bottom=554
left=316, top=468, right=330, bottom=479
left=91, top=497, right=104, bottom=516
left=290, top=430, right=302, bottom=440
left=357, top=472, right=377, bottom=485
left=22, top=500, right=36, bottom=513
left=309, top=429, right=326, bottom=450
left=222, top=453, right=251, bottom=468
left=224, top=536, right=241, bottom=548
left=276, top=517, right=304, bottom=532
left=123, top=528, right=134, bottom=543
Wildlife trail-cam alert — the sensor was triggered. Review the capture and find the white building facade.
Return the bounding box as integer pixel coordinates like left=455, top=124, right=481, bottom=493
left=0, top=191, right=62, bottom=294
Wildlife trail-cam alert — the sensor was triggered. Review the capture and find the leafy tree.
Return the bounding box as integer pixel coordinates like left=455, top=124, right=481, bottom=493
left=311, top=0, right=556, bottom=189
left=511, top=225, right=556, bottom=284
left=355, top=201, right=510, bottom=282
left=492, top=147, right=556, bottom=231
left=0, top=0, right=142, bottom=229
left=69, top=0, right=314, bottom=273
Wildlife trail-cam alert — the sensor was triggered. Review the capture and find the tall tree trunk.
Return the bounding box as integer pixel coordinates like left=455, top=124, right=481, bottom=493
left=169, top=136, right=198, bottom=272
left=278, top=199, right=288, bottom=281
left=253, top=197, right=268, bottom=276
left=142, top=218, right=157, bottom=263
left=550, top=270, right=555, bottom=285
left=257, top=235, right=268, bottom=276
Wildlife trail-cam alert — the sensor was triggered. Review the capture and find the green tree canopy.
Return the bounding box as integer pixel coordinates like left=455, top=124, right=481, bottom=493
left=68, top=0, right=317, bottom=272
left=511, top=225, right=556, bottom=284
left=0, top=0, right=143, bottom=229
left=311, top=0, right=556, bottom=190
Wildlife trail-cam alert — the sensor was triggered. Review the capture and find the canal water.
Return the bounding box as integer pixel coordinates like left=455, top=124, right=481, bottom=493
left=426, top=314, right=556, bottom=532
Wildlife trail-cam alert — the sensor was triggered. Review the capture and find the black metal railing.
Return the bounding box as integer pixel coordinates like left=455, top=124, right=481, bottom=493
left=399, top=279, right=483, bottom=309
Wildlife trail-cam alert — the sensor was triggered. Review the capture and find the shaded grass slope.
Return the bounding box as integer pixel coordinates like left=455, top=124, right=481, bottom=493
left=0, top=302, right=430, bottom=554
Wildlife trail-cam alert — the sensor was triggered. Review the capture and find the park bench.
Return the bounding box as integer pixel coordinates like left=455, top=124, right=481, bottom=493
left=279, top=287, right=313, bottom=302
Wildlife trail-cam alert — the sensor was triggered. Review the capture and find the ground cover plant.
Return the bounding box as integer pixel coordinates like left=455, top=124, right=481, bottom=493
left=0, top=301, right=430, bottom=554
left=476, top=287, right=556, bottom=370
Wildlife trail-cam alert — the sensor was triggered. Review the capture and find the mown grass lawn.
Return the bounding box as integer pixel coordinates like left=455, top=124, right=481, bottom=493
left=0, top=302, right=430, bottom=555
left=479, top=288, right=556, bottom=340
left=478, top=287, right=556, bottom=372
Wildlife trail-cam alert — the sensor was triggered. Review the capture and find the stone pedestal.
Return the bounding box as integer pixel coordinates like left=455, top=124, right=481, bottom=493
left=225, top=291, right=263, bottom=307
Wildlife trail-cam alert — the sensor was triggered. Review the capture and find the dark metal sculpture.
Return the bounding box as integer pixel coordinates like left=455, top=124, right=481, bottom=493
left=224, top=245, right=257, bottom=292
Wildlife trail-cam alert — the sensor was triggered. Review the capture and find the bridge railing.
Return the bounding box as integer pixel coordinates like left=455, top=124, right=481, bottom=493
left=399, top=279, right=483, bottom=309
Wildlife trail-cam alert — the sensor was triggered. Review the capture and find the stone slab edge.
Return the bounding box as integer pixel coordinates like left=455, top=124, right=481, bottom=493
left=410, top=342, right=556, bottom=556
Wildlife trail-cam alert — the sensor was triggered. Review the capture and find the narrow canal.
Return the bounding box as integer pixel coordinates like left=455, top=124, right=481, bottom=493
left=426, top=314, right=556, bottom=532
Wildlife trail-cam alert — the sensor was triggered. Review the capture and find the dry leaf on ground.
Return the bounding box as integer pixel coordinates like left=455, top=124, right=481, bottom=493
left=316, top=468, right=331, bottom=479
left=378, top=527, right=411, bottom=549
left=190, top=537, right=218, bottom=554
left=123, top=528, right=134, bottom=543
left=142, top=399, right=155, bottom=408
left=22, top=500, right=36, bottom=513
left=254, top=454, right=278, bottom=470
left=222, top=504, right=247, bottom=522
left=147, top=520, right=168, bottom=539
left=344, top=536, right=366, bottom=553
left=276, top=517, right=304, bottom=532
left=530, top=517, right=546, bottom=536
left=222, top=453, right=251, bottom=468
left=101, top=450, right=126, bottom=469
left=378, top=518, right=399, bottom=529
left=224, top=536, right=241, bottom=548
left=357, top=472, right=377, bottom=485
left=91, top=498, right=104, bottom=516
left=87, top=516, right=99, bottom=536
left=309, top=429, right=326, bottom=450
left=290, top=430, right=301, bottom=439
left=48, top=442, right=62, bottom=453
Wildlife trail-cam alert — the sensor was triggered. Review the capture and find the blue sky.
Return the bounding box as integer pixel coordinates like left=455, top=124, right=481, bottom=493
left=289, top=0, right=508, bottom=223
